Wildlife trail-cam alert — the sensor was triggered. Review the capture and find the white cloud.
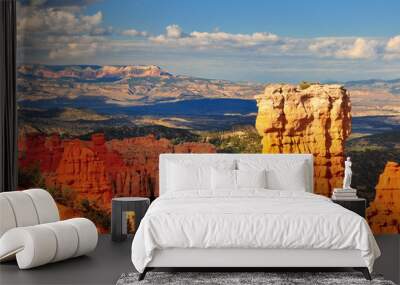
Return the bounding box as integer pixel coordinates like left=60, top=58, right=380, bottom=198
left=336, top=38, right=377, bottom=59
left=49, top=42, right=98, bottom=59
left=18, top=7, right=107, bottom=36
left=309, top=38, right=378, bottom=59
left=384, top=35, right=400, bottom=59
left=17, top=2, right=112, bottom=60
left=386, top=35, right=400, bottom=51
left=309, top=38, right=339, bottom=56
left=166, top=24, right=183, bottom=38
left=121, top=29, right=148, bottom=37
left=149, top=24, right=279, bottom=50
left=17, top=5, right=400, bottom=66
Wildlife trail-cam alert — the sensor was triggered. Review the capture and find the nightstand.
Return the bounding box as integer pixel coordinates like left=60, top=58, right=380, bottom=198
left=332, top=198, right=366, bottom=218
left=111, top=197, right=150, bottom=242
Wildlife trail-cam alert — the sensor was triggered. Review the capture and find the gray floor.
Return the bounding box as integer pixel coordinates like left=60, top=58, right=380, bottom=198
left=0, top=235, right=134, bottom=285
left=0, top=235, right=399, bottom=285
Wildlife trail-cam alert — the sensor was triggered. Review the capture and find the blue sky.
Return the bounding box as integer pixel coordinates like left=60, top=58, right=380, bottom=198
left=17, top=0, right=400, bottom=82
left=87, top=0, right=400, bottom=38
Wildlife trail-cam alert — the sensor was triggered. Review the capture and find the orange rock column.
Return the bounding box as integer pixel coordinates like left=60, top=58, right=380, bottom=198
left=367, top=161, right=400, bottom=234
left=255, top=83, right=352, bottom=196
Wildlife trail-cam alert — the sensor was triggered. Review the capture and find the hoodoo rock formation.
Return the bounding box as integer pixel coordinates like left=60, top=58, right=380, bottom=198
left=368, top=161, right=400, bottom=234
left=18, top=133, right=216, bottom=226
left=255, top=83, right=352, bottom=196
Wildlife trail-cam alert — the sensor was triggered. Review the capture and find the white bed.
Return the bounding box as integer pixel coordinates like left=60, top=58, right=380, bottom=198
left=131, top=154, right=380, bottom=280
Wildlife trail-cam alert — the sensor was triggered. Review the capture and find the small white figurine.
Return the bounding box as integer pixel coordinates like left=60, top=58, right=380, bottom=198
left=343, top=157, right=353, bottom=190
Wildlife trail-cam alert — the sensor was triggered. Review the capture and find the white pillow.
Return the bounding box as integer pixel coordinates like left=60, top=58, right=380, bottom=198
left=166, top=159, right=236, bottom=192
left=236, top=169, right=267, bottom=189
left=211, top=168, right=236, bottom=191
left=266, top=163, right=306, bottom=191
left=238, top=159, right=307, bottom=191
left=211, top=169, right=268, bottom=191
left=167, top=162, right=209, bottom=191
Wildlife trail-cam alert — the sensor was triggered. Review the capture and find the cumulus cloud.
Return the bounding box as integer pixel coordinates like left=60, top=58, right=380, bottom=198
left=309, top=38, right=339, bottom=56
left=43, top=34, right=108, bottom=59
left=18, top=8, right=109, bottom=36
left=150, top=24, right=279, bottom=50
left=309, top=38, right=378, bottom=59
left=17, top=1, right=113, bottom=60
left=384, top=35, right=400, bottom=59
left=166, top=24, right=183, bottom=38
left=121, top=29, right=148, bottom=37
left=386, top=35, right=400, bottom=51
left=17, top=4, right=400, bottom=66
left=336, top=38, right=378, bottom=59
left=49, top=42, right=97, bottom=59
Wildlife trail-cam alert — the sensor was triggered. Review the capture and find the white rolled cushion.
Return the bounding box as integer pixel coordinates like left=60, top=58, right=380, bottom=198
left=0, top=226, right=57, bottom=269
left=63, top=218, right=98, bottom=257
left=238, top=159, right=307, bottom=191
left=0, top=191, right=39, bottom=227
left=211, top=168, right=236, bottom=191
left=42, top=221, right=79, bottom=262
left=236, top=169, right=267, bottom=189
left=24, top=189, right=60, bottom=224
left=0, top=197, right=17, bottom=237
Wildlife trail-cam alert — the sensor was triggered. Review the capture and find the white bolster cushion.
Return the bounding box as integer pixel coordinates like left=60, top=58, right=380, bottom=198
left=0, top=226, right=57, bottom=269
left=0, top=218, right=98, bottom=269
left=24, top=189, right=60, bottom=224
left=42, top=222, right=79, bottom=262
left=63, top=218, right=98, bottom=257
left=0, top=197, right=17, bottom=237
left=0, top=191, right=39, bottom=227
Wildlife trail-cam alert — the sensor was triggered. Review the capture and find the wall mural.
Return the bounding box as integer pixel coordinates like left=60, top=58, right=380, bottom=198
left=17, top=0, right=400, bottom=233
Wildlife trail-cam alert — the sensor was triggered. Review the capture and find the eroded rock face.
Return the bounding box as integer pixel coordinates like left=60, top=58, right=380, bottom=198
left=368, top=161, right=400, bottom=234
left=255, top=83, right=352, bottom=196
left=18, top=133, right=64, bottom=173
left=18, top=133, right=216, bottom=213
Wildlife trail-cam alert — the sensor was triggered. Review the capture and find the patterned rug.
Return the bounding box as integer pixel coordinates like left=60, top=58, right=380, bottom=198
left=116, top=271, right=396, bottom=285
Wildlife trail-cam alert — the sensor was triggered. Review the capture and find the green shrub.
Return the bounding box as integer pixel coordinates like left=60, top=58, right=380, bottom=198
left=299, top=81, right=312, bottom=90
left=18, top=163, right=46, bottom=189
left=79, top=199, right=110, bottom=230
left=47, top=186, right=76, bottom=208
left=205, top=126, right=262, bottom=153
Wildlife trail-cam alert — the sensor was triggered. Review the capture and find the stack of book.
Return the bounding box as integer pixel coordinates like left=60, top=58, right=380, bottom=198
left=332, top=188, right=358, bottom=200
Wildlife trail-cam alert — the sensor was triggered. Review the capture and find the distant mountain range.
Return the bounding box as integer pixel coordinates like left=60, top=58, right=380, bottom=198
left=344, top=79, right=400, bottom=95
left=18, top=65, right=400, bottom=103
left=16, top=64, right=400, bottom=135
left=17, top=64, right=172, bottom=81
left=17, top=65, right=265, bottom=105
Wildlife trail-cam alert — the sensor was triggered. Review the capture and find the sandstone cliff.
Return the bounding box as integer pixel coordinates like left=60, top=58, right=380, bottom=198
left=19, top=133, right=216, bottom=215
left=255, top=83, right=352, bottom=196
left=367, top=161, right=400, bottom=234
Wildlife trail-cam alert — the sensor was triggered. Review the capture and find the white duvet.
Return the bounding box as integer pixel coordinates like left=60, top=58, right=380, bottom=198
left=131, top=190, right=380, bottom=273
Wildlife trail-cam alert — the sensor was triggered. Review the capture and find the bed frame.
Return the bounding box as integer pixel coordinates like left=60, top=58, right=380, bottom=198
left=140, top=248, right=370, bottom=280
left=138, top=154, right=371, bottom=280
